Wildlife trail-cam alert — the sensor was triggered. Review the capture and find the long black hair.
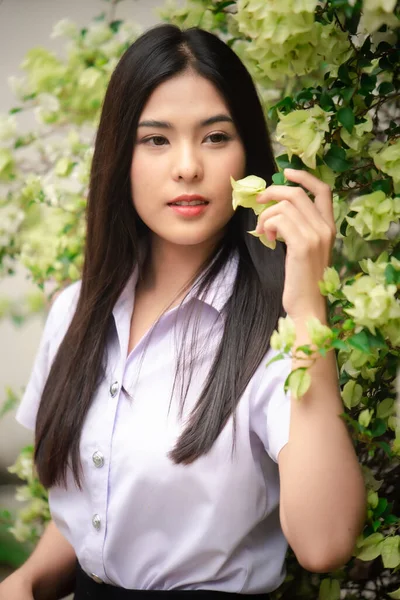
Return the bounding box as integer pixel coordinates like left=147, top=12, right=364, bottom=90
left=34, top=24, right=286, bottom=489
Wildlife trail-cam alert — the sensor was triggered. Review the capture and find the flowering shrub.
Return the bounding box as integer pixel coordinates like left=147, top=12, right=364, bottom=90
left=0, top=1, right=400, bottom=598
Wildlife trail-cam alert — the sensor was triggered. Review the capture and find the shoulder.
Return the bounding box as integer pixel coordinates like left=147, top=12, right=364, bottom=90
left=250, top=347, right=292, bottom=401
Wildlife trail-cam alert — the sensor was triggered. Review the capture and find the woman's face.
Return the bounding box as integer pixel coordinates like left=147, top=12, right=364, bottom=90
left=130, top=71, right=246, bottom=249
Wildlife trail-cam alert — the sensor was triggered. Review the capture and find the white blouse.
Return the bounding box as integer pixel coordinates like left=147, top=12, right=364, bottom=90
left=16, top=254, right=292, bottom=594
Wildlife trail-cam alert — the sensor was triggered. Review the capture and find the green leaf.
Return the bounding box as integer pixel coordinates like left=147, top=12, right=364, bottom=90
left=377, top=441, right=393, bottom=458
left=331, top=339, right=348, bottom=350
left=324, top=154, right=351, bottom=173
left=109, top=19, right=123, bottom=33
left=265, top=352, right=285, bottom=368
left=377, top=398, right=395, bottom=419
left=375, top=497, right=388, bottom=518
left=365, top=329, right=387, bottom=350
left=337, top=106, right=355, bottom=134
left=347, top=330, right=370, bottom=353
left=372, top=520, right=381, bottom=532
left=339, top=87, right=355, bottom=104
left=356, top=533, right=384, bottom=561
left=272, top=172, right=285, bottom=185
left=371, top=418, right=387, bottom=438
left=385, top=264, right=400, bottom=285
left=0, top=388, right=19, bottom=419
left=295, top=89, right=313, bottom=103
left=275, top=154, right=292, bottom=169
left=295, top=345, right=314, bottom=356
left=388, top=586, right=400, bottom=599
left=338, top=64, right=352, bottom=85
left=378, top=81, right=395, bottom=95
left=360, top=73, right=377, bottom=93
left=371, top=179, right=392, bottom=195
left=381, top=536, right=400, bottom=569
left=319, top=578, right=340, bottom=600
left=320, top=92, right=335, bottom=111
left=9, top=107, right=23, bottom=115
left=285, top=367, right=311, bottom=399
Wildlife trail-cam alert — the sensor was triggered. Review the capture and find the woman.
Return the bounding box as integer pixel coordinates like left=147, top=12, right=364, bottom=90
left=0, top=23, right=366, bottom=600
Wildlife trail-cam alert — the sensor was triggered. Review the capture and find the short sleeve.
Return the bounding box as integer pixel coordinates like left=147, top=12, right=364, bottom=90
left=250, top=348, right=292, bottom=464
left=15, top=281, right=81, bottom=431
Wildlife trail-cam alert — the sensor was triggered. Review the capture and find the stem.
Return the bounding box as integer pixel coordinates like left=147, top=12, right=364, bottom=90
left=107, top=0, right=119, bottom=24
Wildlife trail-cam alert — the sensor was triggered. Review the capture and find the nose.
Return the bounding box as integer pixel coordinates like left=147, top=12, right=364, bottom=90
left=172, top=143, right=203, bottom=182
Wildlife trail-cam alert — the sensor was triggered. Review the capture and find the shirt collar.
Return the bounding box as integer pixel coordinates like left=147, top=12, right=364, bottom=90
left=112, top=250, right=239, bottom=321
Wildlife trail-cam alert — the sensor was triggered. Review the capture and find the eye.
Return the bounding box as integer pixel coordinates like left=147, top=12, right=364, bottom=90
left=142, top=135, right=168, bottom=146
left=205, top=132, right=231, bottom=144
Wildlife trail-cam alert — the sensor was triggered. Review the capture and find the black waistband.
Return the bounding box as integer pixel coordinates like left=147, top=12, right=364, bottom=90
left=74, top=561, right=272, bottom=599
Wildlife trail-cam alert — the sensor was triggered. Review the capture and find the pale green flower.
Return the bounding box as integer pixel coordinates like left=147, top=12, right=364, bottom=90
left=117, top=22, right=142, bottom=45
left=51, top=18, right=79, bottom=39
left=0, top=148, right=15, bottom=180
left=100, top=38, right=124, bottom=59
left=234, top=0, right=321, bottom=81
left=8, top=519, right=32, bottom=543
left=382, top=320, right=400, bottom=347
left=359, top=408, right=373, bottom=428
left=316, top=21, right=353, bottom=77
left=231, top=175, right=267, bottom=210
left=306, top=317, right=334, bottom=346
left=340, top=115, right=373, bottom=154
left=368, top=490, right=379, bottom=508
left=0, top=204, right=24, bottom=246
left=84, top=23, right=113, bottom=47
left=22, top=48, right=66, bottom=94
left=287, top=368, right=311, bottom=400
left=79, top=68, right=103, bottom=89
left=343, top=275, right=400, bottom=335
left=342, top=379, right=363, bottom=409
left=21, top=174, right=43, bottom=204
left=275, top=106, right=332, bottom=169
left=54, top=157, right=75, bottom=177
left=247, top=229, right=277, bottom=250
left=34, top=92, right=61, bottom=125
left=8, top=453, right=34, bottom=483
left=8, top=75, right=33, bottom=100
left=270, top=316, right=296, bottom=353
left=346, top=191, right=400, bottom=240
left=0, top=114, right=17, bottom=141
left=360, top=252, right=400, bottom=285
left=370, top=139, right=400, bottom=192
left=319, top=266, right=341, bottom=295
left=359, top=0, right=399, bottom=34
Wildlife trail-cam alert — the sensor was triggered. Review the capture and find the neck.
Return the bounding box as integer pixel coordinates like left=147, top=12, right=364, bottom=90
left=140, top=235, right=218, bottom=300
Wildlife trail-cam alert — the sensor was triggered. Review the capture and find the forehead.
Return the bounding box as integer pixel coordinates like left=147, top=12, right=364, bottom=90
left=139, top=71, right=230, bottom=121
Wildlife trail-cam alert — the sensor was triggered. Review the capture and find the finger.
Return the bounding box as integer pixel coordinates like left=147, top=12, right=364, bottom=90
left=257, top=185, right=323, bottom=231
left=256, top=199, right=311, bottom=237
left=260, top=213, right=321, bottom=256
left=284, top=168, right=335, bottom=232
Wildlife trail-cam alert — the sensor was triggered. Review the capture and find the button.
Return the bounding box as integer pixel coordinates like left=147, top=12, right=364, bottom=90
left=92, top=514, right=101, bottom=530
left=92, top=451, right=104, bottom=468
left=110, top=381, right=119, bottom=397
left=89, top=573, right=104, bottom=584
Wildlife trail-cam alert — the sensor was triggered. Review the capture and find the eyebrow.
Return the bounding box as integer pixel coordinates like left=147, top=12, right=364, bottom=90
left=137, top=114, right=234, bottom=129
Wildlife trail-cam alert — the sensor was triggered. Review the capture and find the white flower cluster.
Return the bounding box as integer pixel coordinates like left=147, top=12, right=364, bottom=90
left=233, top=0, right=353, bottom=81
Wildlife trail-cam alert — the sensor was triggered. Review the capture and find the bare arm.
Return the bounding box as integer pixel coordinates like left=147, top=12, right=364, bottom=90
left=0, top=520, right=76, bottom=600
left=278, top=318, right=367, bottom=573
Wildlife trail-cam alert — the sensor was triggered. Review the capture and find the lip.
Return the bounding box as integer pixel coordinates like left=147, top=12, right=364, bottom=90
left=168, top=194, right=209, bottom=205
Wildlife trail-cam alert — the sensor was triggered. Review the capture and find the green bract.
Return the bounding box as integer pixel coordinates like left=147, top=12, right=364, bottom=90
left=230, top=175, right=267, bottom=210
left=275, top=105, right=333, bottom=169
